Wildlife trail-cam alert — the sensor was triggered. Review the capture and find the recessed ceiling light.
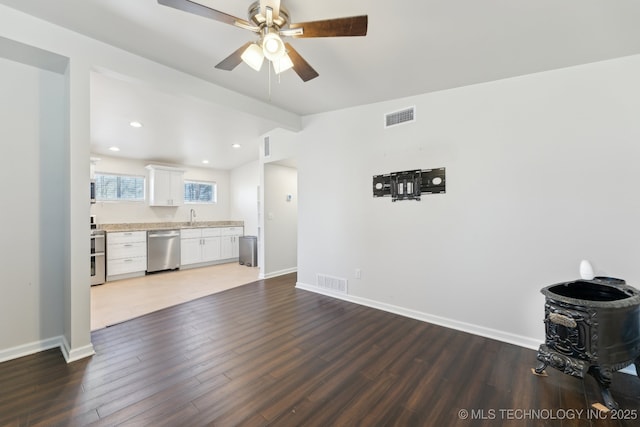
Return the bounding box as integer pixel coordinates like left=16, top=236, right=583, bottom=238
left=232, top=143, right=241, bottom=149
left=129, top=121, right=143, bottom=128
left=109, top=146, right=120, bottom=152
left=202, top=160, right=209, bottom=164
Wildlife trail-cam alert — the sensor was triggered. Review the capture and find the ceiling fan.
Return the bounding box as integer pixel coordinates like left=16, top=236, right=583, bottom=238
left=158, top=0, right=368, bottom=82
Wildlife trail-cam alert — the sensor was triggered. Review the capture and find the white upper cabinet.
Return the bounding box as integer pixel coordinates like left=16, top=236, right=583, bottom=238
left=146, top=165, right=184, bottom=206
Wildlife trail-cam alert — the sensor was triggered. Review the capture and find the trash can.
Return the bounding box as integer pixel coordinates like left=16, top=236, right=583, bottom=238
left=239, top=235, right=257, bottom=267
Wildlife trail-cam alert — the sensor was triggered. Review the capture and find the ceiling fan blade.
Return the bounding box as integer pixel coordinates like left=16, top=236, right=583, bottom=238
left=260, top=0, right=281, bottom=19
left=215, top=42, right=253, bottom=71
left=289, top=15, right=368, bottom=38
left=285, top=43, right=319, bottom=82
left=158, top=0, right=255, bottom=30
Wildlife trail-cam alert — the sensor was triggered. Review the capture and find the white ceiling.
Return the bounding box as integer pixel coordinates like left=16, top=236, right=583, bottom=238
left=3, top=0, right=640, bottom=169
left=89, top=72, right=278, bottom=170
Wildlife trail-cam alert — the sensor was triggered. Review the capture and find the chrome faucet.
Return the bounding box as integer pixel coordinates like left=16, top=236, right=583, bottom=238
left=189, top=208, right=196, bottom=225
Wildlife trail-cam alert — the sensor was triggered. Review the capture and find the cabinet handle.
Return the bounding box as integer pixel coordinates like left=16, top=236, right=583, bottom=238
left=124, top=244, right=133, bottom=247
left=124, top=259, right=133, bottom=263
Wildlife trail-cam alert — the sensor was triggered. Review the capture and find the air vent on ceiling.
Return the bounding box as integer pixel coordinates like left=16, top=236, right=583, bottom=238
left=264, top=136, right=271, bottom=158
left=385, top=106, right=416, bottom=128
left=316, top=274, right=348, bottom=294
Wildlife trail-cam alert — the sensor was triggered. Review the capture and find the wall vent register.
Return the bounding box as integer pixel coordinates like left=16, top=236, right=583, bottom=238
left=385, top=106, right=415, bottom=128
left=316, top=274, right=348, bottom=294
left=264, top=136, right=271, bottom=157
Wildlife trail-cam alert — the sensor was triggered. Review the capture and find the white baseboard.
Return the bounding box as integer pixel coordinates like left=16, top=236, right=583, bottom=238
left=0, top=335, right=95, bottom=365
left=60, top=335, right=95, bottom=363
left=263, top=267, right=297, bottom=279
left=179, top=258, right=239, bottom=271
left=0, top=336, right=63, bottom=364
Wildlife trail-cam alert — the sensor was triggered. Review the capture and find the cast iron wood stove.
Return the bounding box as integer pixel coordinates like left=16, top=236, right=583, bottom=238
left=534, top=278, right=640, bottom=409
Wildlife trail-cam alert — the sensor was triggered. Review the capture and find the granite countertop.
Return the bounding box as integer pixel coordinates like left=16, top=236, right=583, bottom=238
left=98, top=221, right=244, bottom=232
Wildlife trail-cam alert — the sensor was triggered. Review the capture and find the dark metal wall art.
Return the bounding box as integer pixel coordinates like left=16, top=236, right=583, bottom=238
left=373, top=168, right=445, bottom=202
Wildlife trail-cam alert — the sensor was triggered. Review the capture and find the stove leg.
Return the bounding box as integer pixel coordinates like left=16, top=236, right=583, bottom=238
left=588, top=366, right=618, bottom=410
left=534, top=361, right=548, bottom=375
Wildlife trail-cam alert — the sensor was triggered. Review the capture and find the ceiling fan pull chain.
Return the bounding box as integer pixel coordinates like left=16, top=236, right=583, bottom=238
left=276, top=58, right=281, bottom=85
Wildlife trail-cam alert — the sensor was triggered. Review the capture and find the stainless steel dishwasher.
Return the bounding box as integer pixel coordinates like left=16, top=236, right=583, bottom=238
left=147, top=230, right=181, bottom=273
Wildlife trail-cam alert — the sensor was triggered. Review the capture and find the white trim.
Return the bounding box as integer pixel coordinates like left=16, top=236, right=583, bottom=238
left=107, top=270, right=146, bottom=282
left=60, top=335, right=95, bottom=363
left=144, top=164, right=186, bottom=173
left=0, top=335, right=95, bottom=364
left=296, top=281, right=541, bottom=351
left=0, top=336, right=63, bottom=364
left=179, top=258, right=239, bottom=271
left=264, top=267, right=297, bottom=279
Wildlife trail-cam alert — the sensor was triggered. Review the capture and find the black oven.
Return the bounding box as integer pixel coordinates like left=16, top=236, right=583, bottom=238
left=90, top=180, right=96, bottom=204
left=91, top=230, right=105, bottom=285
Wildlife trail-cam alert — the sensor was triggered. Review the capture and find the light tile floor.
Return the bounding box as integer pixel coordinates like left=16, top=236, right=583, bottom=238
left=91, top=263, right=259, bottom=330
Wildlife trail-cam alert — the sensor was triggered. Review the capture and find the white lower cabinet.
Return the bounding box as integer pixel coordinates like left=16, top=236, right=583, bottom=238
left=107, top=231, right=147, bottom=281
left=180, top=227, right=242, bottom=268
left=108, top=257, right=147, bottom=277
left=106, top=227, right=243, bottom=276
left=180, top=235, right=202, bottom=266
left=220, top=227, right=243, bottom=259
left=180, top=228, right=221, bottom=267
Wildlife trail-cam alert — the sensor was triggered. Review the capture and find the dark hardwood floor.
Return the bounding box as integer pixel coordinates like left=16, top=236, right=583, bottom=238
left=1, top=273, right=639, bottom=426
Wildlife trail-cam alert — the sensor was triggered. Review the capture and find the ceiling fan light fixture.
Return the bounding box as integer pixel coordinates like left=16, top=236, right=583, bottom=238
left=241, top=42, right=265, bottom=71
left=262, top=30, right=285, bottom=61
left=272, top=53, right=294, bottom=74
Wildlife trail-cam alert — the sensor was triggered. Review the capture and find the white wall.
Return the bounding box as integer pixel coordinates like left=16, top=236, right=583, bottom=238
left=230, top=160, right=259, bottom=236
left=257, top=128, right=299, bottom=278
left=90, top=155, right=233, bottom=224
left=296, top=54, right=640, bottom=348
left=0, top=57, right=66, bottom=359
left=263, top=164, right=298, bottom=277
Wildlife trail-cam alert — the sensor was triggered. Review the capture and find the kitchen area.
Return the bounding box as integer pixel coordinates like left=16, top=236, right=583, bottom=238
left=85, top=73, right=299, bottom=331
left=89, top=156, right=260, bottom=330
